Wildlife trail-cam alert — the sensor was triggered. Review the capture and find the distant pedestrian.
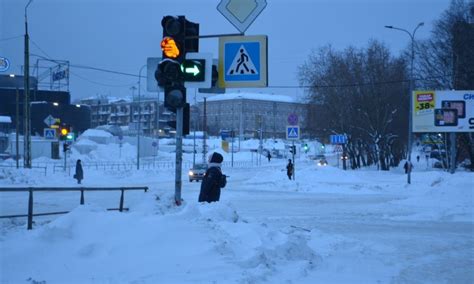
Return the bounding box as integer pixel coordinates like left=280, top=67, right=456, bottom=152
left=416, top=155, right=420, bottom=162
left=74, top=159, right=83, bottom=184
left=199, top=152, right=227, bottom=203
left=403, top=161, right=413, bottom=174
left=286, top=159, right=294, bottom=180
left=267, top=152, right=271, bottom=162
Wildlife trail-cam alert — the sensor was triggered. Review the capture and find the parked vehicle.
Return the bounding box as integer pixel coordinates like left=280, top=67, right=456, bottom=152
left=189, top=163, right=208, bottom=182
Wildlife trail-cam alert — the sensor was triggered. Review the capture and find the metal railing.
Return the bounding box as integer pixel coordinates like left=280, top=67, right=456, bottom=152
left=0, top=186, right=148, bottom=230
left=0, top=164, right=47, bottom=176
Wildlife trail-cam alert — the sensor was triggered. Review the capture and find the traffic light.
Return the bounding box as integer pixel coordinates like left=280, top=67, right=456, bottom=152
left=156, top=16, right=199, bottom=111
left=63, top=143, right=70, bottom=153
left=303, top=143, right=309, bottom=153
left=59, top=125, right=70, bottom=141
left=289, top=145, right=296, bottom=155
left=166, top=103, right=190, bottom=136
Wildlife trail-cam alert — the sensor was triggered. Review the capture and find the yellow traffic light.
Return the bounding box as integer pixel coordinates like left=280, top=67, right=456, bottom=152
left=60, top=128, right=68, bottom=136
left=161, top=37, right=180, bottom=59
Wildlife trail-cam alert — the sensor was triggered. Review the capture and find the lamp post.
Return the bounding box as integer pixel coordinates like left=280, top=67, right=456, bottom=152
left=24, top=0, right=33, bottom=169
left=385, top=22, right=424, bottom=185
left=137, top=64, right=146, bottom=170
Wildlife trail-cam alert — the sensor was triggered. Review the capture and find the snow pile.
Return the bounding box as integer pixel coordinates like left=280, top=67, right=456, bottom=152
left=79, top=129, right=113, bottom=144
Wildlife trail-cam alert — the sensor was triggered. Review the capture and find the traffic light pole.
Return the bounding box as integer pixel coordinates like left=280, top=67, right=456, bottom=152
left=292, top=141, right=295, bottom=180
left=175, top=106, right=184, bottom=205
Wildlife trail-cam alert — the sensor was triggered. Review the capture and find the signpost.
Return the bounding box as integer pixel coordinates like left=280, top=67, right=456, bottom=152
left=217, top=0, right=267, bottom=33
left=218, top=35, right=268, bottom=88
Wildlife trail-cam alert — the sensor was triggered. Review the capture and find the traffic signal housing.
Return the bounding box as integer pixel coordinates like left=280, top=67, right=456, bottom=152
left=63, top=143, right=70, bottom=153
left=289, top=145, right=296, bottom=155
left=166, top=103, right=190, bottom=136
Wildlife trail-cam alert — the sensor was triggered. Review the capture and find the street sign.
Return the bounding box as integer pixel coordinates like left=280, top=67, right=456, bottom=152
left=330, top=134, right=347, bottom=144
left=184, top=52, right=212, bottom=88
left=288, top=113, right=298, bottom=125
left=286, top=126, right=299, bottom=140
left=43, top=115, right=56, bottom=127
left=44, top=128, right=56, bottom=139
left=219, top=35, right=267, bottom=88
left=0, top=56, right=10, bottom=72
left=217, top=0, right=267, bottom=33
left=146, top=57, right=164, bottom=92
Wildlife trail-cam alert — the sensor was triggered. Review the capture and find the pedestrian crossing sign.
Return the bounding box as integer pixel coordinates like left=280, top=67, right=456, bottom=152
left=44, top=128, right=56, bottom=140
left=219, top=35, right=267, bottom=88
left=286, top=126, right=300, bottom=140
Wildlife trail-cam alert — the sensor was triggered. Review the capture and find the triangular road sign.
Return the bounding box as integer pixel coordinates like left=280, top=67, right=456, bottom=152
left=227, top=45, right=258, bottom=76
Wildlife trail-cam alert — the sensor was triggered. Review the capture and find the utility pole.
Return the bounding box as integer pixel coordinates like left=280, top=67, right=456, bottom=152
left=24, top=0, right=33, bottom=169
left=203, top=97, right=207, bottom=164
left=137, top=65, right=146, bottom=170
left=16, top=88, right=19, bottom=169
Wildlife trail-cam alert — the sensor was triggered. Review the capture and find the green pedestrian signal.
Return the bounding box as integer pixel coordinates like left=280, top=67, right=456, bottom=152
left=181, top=59, right=205, bottom=82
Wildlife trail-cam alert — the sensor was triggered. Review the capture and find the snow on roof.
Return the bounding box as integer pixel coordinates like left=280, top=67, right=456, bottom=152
left=81, top=129, right=113, bottom=138
left=204, top=92, right=295, bottom=103
left=0, top=116, right=12, bottom=123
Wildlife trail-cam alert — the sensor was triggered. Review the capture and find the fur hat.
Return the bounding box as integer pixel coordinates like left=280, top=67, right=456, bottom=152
left=208, top=152, right=223, bottom=164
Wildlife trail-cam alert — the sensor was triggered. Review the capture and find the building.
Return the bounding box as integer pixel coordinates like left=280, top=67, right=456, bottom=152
left=77, top=96, right=172, bottom=136
left=196, top=93, right=307, bottom=138
left=0, top=74, right=91, bottom=137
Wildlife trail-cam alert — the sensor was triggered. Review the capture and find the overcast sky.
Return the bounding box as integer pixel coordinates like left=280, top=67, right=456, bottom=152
left=1, top=0, right=451, bottom=102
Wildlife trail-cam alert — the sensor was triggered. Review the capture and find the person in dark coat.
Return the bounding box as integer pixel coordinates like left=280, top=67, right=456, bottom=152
left=403, top=161, right=413, bottom=174
left=199, top=152, right=226, bottom=203
left=267, top=152, right=271, bottom=162
left=74, top=159, right=84, bottom=184
left=286, top=159, right=294, bottom=180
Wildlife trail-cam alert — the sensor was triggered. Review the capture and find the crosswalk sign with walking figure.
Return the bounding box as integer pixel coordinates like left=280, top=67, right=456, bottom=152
left=219, top=35, right=267, bottom=88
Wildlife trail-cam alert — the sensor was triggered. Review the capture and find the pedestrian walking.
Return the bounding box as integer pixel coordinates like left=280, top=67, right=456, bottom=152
left=403, top=161, right=413, bottom=174
left=416, top=155, right=420, bottom=162
left=286, top=159, right=294, bottom=180
left=267, top=152, right=271, bottom=162
left=199, top=152, right=227, bottom=203
left=74, top=159, right=83, bottom=184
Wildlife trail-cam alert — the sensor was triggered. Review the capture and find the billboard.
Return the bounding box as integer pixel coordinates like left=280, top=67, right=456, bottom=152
left=413, top=90, right=474, bottom=133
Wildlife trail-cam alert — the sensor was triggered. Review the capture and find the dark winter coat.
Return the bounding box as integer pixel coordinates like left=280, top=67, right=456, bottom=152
left=286, top=161, right=294, bottom=176
left=198, top=166, right=226, bottom=203
left=199, top=152, right=226, bottom=203
left=75, top=160, right=83, bottom=181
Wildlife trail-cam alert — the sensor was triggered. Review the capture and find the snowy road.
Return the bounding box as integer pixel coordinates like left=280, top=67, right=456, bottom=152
left=1, top=157, right=473, bottom=283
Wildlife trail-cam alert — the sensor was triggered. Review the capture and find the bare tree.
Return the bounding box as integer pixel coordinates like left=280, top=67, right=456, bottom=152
left=299, top=41, right=409, bottom=170
left=416, top=0, right=474, bottom=170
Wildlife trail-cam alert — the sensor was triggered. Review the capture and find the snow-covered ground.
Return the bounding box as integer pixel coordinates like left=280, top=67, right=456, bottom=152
left=0, top=135, right=473, bottom=283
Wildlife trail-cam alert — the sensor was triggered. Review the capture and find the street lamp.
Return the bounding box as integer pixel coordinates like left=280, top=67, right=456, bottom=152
left=137, top=64, right=146, bottom=170
left=385, top=22, right=424, bottom=184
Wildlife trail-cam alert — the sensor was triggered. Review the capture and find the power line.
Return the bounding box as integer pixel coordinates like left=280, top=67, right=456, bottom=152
left=0, top=35, right=22, bottom=42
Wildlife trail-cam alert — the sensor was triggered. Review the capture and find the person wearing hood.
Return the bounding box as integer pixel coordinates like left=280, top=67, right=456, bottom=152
left=198, top=152, right=227, bottom=203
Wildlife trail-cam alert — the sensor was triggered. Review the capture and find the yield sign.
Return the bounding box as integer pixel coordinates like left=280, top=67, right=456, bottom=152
left=217, top=0, right=267, bottom=33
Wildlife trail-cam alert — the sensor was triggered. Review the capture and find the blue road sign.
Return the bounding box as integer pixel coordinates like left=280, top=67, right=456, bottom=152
left=330, top=134, right=347, bottom=144
left=219, top=35, right=267, bottom=88
left=286, top=126, right=300, bottom=140
left=44, top=128, right=56, bottom=139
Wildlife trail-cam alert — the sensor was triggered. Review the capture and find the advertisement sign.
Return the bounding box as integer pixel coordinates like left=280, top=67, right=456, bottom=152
left=413, top=90, right=474, bottom=132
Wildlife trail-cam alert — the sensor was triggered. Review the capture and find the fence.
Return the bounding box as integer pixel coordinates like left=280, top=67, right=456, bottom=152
left=0, top=186, right=148, bottom=230
left=0, top=164, right=47, bottom=176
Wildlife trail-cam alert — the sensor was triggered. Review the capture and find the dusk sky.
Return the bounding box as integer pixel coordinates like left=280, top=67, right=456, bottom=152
left=1, top=0, right=451, bottom=102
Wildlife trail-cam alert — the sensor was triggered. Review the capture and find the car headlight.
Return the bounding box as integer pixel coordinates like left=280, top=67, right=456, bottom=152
left=189, top=171, right=194, bottom=176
